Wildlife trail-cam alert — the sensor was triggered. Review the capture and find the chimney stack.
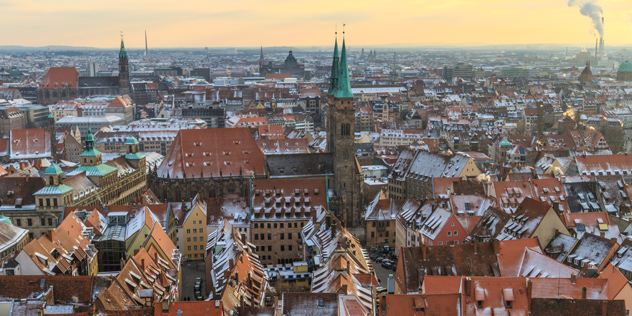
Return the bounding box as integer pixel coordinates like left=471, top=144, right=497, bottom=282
left=465, top=277, right=472, bottom=297
left=527, top=278, right=533, bottom=312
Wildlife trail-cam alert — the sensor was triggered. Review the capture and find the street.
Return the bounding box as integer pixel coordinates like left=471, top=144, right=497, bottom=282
left=370, top=259, right=396, bottom=289
left=180, top=261, right=206, bottom=301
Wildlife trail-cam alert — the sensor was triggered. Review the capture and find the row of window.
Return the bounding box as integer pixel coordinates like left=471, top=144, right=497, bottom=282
left=253, top=222, right=303, bottom=229
left=15, top=218, right=53, bottom=227
left=256, top=245, right=294, bottom=252
left=186, top=245, right=205, bottom=251
left=186, top=228, right=204, bottom=234
left=254, top=232, right=293, bottom=240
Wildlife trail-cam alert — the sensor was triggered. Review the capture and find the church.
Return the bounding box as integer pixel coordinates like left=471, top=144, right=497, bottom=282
left=259, top=48, right=307, bottom=79
left=150, top=35, right=363, bottom=227
left=37, top=37, right=131, bottom=105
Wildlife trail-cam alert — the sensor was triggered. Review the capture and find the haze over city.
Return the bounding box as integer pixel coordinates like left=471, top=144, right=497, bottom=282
left=1, top=0, right=632, bottom=48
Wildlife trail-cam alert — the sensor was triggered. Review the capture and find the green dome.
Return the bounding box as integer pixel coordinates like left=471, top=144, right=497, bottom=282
left=125, top=135, right=139, bottom=145
left=500, top=137, right=512, bottom=147
left=44, top=163, right=63, bottom=175
left=0, top=214, right=12, bottom=225
left=618, top=61, right=632, bottom=73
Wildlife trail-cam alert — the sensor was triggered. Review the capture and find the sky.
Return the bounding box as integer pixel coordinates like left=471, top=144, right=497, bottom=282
left=1, top=0, right=632, bottom=48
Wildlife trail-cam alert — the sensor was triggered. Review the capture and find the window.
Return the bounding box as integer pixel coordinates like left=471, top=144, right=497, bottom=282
left=454, top=231, right=458, bottom=236
left=281, top=245, right=285, bottom=251
left=48, top=218, right=52, bottom=226
left=192, top=220, right=196, bottom=225
left=438, top=241, right=443, bottom=245
left=187, top=229, right=191, bottom=234
left=477, top=301, right=483, bottom=308
left=193, top=237, right=197, bottom=242
left=294, top=223, right=298, bottom=228
left=274, top=223, right=277, bottom=228
left=288, top=233, right=292, bottom=240
left=289, top=245, right=292, bottom=251
left=255, top=234, right=259, bottom=240
left=447, top=231, right=452, bottom=236
left=280, top=223, right=284, bottom=229
left=188, top=246, right=191, bottom=251
left=268, top=246, right=272, bottom=251
left=506, top=301, right=512, bottom=309
left=268, top=233, right=271, bottom=240
left=27, top=219, right=32, bottom=226
left=194, top=245, right=198, bottom=250
left=385, top=231, right=389, bottom=237
left=267, top=223, right=271, bottom=229
left=41, top=218, right=46, bottom=226
left=187, top=237, right=191, bottom=242
left=16, top=219, right=21, bottom=226
left=261, top=234, right=265, bottom=240
left=280, top=233, right=284, bottom=240
left=371, top=232, right=375, bottom=238
left=372, top=222, right=376, bottom=227
left=254, top=223, right=258, bottom=229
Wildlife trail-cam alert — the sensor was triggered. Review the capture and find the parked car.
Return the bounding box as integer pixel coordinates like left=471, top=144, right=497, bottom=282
left=370, top=253, right=379, bottom=260
left=376, top=287, right=387, bottom=295
left=375, top=257, right=384, bottom=263
left=382, top=261, right=394, bottom=269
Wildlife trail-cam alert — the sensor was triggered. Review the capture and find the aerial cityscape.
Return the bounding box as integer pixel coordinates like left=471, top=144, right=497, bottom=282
left=2, top=0, right=632, bottom=315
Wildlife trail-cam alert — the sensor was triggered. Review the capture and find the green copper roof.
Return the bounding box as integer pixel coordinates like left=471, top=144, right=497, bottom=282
left=125, top=136, right=139, bottom=145
left=500, top=137, right=511, bottom=147
left=44, top=163, right=63, bottom=175
left=48, top=113, right=54, bottom=119
left=125, top=152, right=145, bottom=160
left=327, top=37, right=339, bottom=96
left=85, top=127, right=95, bottom=143
left=74, top=164, right=118, bottom=177
left=0, top=214, right=12, bottom=225
left=34, top=184, right=74, bottom=196
left=618, top=61, right=632, bottom=73
left=80, top=148, right=103, bottom=157
left=334, top=37, right=354, bottom=99
left=119, top=38, right=128, bottom=59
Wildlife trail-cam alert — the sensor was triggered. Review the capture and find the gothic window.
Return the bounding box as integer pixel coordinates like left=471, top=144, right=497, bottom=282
left=341, top=123, right=351, bottom=137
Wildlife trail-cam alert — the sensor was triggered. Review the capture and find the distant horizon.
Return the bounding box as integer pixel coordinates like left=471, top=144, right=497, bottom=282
left=2, top=42, right=632, bottom=52
left=1, top=0, right=632, bottom=49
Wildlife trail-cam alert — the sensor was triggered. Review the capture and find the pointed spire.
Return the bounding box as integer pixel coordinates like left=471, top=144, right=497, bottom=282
left=334, top=28, right=354, bottom=99
left=328, top=29, right=340, bottom=96
left=119, top=32, right=128, bottom=59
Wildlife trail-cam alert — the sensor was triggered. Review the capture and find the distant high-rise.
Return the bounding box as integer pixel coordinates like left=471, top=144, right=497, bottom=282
left=144, top=30, right=148, bottom=56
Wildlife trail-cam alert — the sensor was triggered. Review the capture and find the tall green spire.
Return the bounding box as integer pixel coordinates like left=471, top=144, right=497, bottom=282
left=119, top=36, right=128, bottom=59
left=334, top=36, right=354, bottom=99
left=328, top=35, right=339, bottom=96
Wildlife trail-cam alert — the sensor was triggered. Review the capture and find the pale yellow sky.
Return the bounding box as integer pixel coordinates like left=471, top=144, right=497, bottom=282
left=1, top=0, right=632, bottom=48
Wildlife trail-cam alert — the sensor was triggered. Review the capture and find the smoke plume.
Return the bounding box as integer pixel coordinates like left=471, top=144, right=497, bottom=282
left=568, top=0, right=604, bottom=37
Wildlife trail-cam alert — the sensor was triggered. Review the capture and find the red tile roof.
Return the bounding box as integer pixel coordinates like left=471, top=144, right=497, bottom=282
left=40, top=67, right=78, bottom=89
left=154, top=301, right=223, bottom=315
left=156, top=128, right=265, bottom=179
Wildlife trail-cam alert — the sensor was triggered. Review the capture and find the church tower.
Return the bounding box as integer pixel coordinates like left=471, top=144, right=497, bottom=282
left=327, top=32, right=360, bottom=227
left=259, top=46, right=265, bottom=76
left=118, top=35, right=131, bottom=96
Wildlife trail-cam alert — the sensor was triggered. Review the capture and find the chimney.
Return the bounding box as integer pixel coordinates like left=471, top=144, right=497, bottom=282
left=493, top=240, right=500, bottom=255
left=527, top=278, right=533, bottom=312
left=582, top=287, right=587, bottom=299
left=381, top=294, right=386, bottom=315
left=465, top=277, right=472, bottom=297
left=552, top=201, right=560, bottom=215
left=46, top=230, right=54, bottom=242
left=571, top=273, right=577, bottom=285
left=19, top=162, right=24, bottom=170
left=161, top=301, right=169, bottom=313
left=422, top=245, right=427, bottom=261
